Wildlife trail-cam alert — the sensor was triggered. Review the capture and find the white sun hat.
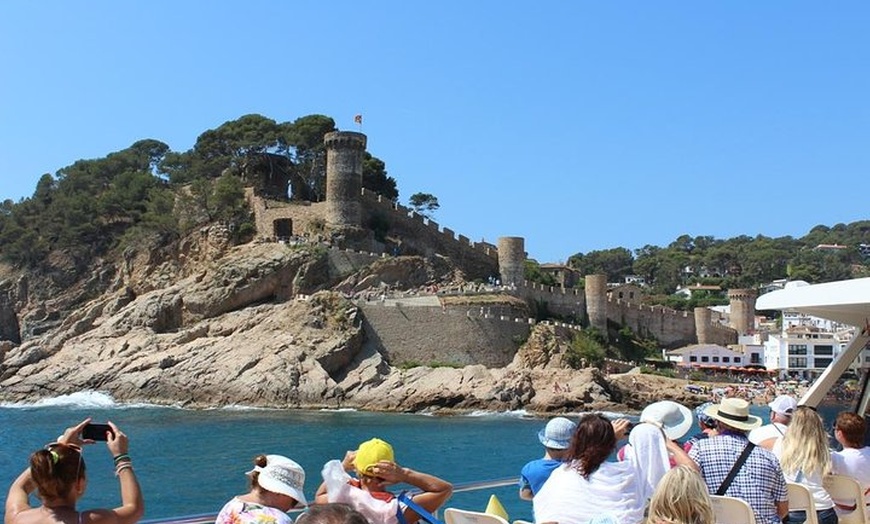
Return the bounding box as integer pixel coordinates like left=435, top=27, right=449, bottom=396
left=640, top=400, right=694, bottom=441
left=247, top=455, right=307, bottom=506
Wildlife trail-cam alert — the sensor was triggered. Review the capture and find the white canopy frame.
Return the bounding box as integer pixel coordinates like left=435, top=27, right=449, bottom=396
left=756, top=277, right=870, bottom=410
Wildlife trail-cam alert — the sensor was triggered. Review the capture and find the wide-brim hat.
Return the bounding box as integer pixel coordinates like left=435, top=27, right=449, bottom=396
left=538, top=417, right=577, bottom=449
left=247, top=455, right=307, bottom=506
left=704, top=398, right=762, bottom=431
left=640, top=401, right=694, bottom=440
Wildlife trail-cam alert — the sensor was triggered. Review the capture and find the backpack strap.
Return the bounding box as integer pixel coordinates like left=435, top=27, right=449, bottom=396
left=396, top=492, right=445, bottom=524
left=716, top=441, right=756, bottom=495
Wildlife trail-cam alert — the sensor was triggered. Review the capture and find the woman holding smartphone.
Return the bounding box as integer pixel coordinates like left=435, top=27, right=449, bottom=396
left=4, top=418, right=144, bottom=524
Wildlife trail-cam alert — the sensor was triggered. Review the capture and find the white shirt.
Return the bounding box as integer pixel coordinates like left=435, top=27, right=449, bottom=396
left=749, top=422, right=787, bottom=446
left=831, top=446, right=870, bottom=520
left=772, top=438, right=834, bottom=510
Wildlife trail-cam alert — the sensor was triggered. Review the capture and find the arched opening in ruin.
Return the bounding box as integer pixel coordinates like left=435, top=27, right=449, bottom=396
left=273, top=218, right=293, bottom=240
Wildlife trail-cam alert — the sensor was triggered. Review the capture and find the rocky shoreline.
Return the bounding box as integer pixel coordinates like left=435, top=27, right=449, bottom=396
left=0, top=231, right=762, bottom=416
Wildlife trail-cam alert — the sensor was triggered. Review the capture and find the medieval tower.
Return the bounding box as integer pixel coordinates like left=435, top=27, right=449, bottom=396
left=694, top=306, right=712, bottom=344
left=324, top=131, right=367, bottom=228
left=497, top=236, right=525, bottom=287
left=585, top=274, right=608, bottom=336
left=728, top=288, right=757, bottom=336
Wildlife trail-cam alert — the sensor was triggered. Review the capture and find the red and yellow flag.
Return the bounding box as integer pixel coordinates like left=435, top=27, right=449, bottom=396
left=354, top=114, right=363, bottom=124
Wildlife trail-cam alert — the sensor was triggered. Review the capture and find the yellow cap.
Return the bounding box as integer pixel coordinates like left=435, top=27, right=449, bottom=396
left=485, top=494, right=509, bottom=521
left=354, top=438, right=394, bottom=475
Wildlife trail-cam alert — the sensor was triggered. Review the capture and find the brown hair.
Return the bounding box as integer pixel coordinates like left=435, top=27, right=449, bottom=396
left=29, top=443, right=85, bottom=501
left=250, top=454, right=268, bottom=490
left=566, top=414, right=616, bottom=479
left=836, top=411, right=866, bottom=448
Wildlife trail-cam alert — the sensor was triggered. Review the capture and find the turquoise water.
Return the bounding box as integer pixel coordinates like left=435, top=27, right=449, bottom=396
left=0, top=392, right=848, bottom=523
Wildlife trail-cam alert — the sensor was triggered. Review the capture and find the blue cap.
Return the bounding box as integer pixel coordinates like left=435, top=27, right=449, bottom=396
left=538, top=417, right=577, bottom=449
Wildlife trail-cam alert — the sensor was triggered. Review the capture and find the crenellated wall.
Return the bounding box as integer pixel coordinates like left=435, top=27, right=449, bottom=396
left=518, top=281, right=586, bottom=321
left=359, top=189, right=498, bottom=280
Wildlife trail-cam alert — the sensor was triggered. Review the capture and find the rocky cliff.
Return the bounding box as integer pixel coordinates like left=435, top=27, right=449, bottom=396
left=0, top=228, right=703, bottom=413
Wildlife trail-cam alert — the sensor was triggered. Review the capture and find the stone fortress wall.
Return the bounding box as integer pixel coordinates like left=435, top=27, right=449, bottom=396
left=245, top=129, right=746, bottom=363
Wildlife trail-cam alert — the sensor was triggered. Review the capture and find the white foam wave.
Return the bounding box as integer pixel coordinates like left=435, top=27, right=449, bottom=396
left=318, top=408, right=358, bottom=412
left=0, top=390, right=118, bottom=409
left=464, top=409, right=531, bottom=418
left=0, top=391, right=178, bottom=410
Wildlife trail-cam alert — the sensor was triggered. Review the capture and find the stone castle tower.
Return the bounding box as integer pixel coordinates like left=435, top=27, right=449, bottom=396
left=728, top=288, right=757, bottom=336
left=324, top=131, right=367, bottom=228
left=497, top=237, right=525, bottom=287
left=585, top=274, right=608, bottom=336
left=694, top=306, right=712, bottom=344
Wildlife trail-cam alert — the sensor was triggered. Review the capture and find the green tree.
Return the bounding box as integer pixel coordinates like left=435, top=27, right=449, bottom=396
left=362, top=152, right=398, bottom=200
left=568, top=247, right=634, bottom=282
left=565, top=329, right=606, bottom=369
left=408, top=193, right=440, bottom=218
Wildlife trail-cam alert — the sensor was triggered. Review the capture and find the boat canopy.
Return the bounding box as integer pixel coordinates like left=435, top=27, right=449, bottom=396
left=756, top=277, right=870, bottom=411
left=756, top=277, right=870, bottom=329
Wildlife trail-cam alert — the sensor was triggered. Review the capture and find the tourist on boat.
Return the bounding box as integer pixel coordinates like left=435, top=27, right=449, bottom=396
left=532, top=413, right=647, bottom=524
left=749, top=394, right=796, bottom=450
left=682, top=402, right=718, bottom=452
left=5, top=418, right=144, bottom=524
left=831, top=411, right=870, bottom=521
left=518, top=416, right=576, bottom=500
left=773, top=406, right=838, bottom=524
left=688, top=397, right=788, bottom=524
left=616, top=401, right=695, bottom=470
left=646, top=465, right=715, bottom=524
left=215, top=454, right=307, bottom=524
left=295, top=503, right=370, bottom=524
left=315, top=438, right=452, bottom=524
left=624, top=422, right=698, bottom=503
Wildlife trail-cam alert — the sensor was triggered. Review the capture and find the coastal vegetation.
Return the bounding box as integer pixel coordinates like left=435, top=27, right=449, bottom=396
left=1, top=110, right=867, bottom=300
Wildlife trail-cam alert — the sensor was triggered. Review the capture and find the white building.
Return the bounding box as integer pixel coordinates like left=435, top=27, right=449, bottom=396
left=763, top=310, right=868, bottom=379
left=667, top=344, right=748, bottom=368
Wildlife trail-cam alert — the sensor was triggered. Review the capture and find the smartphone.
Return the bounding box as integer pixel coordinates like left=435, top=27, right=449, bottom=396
left=82, top=423, right=114, bottom=441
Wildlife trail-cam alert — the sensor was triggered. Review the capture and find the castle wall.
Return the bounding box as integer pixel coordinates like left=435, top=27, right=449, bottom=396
left=359, top=189, right=498, bottom=280
left=247, top=188, right=328, bottom=239
left=358, top=303, right=529, bottom=368
left=517, top=282, right=586, bottom=321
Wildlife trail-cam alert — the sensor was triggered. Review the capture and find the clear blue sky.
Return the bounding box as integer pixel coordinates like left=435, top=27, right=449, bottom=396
left=2, top=2, right=867, bottom=264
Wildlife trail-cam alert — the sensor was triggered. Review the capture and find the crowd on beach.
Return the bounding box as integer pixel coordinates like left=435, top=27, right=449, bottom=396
left=6, top=396, right=870, bottom=524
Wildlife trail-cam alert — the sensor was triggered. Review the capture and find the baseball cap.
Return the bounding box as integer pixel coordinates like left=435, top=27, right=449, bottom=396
left=354, top=438, right=394, bottom=475
left=769, top=395, right=797, bottom=416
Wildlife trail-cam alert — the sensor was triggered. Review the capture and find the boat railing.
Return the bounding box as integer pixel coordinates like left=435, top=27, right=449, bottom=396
left=139, top=476, right=518, bottom=524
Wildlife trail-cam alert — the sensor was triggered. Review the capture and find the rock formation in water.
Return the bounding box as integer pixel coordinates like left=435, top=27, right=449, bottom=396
left=0, top=227, right=702, bottom=413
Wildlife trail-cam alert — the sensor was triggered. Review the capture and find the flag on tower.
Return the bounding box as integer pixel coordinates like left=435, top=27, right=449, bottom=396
left=354, top=114, right=363, bottom=125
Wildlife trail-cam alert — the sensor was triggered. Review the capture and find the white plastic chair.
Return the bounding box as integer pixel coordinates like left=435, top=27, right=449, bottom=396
left=824, top=474, right=868, bottom=524
left=710, top=494, right=757, bottom=524
left=444, top=508, right=509, bottom=524
left=787, top=482, right=820, bottom=524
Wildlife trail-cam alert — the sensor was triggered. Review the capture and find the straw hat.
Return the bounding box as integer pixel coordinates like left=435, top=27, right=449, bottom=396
left=704, top=398, right=762, bottom=431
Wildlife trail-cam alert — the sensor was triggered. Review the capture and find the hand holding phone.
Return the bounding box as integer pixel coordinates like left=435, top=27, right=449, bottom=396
left=82, top=423, right=115, bottom=441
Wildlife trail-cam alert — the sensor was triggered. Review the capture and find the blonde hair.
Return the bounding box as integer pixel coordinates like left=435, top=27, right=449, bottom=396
left=779, top=406, right=831, bottom=477
left=647, top=465, right=715, bottom=524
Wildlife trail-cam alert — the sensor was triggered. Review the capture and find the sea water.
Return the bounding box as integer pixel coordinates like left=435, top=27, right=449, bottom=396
left=0, top=392, right=848, bottom=523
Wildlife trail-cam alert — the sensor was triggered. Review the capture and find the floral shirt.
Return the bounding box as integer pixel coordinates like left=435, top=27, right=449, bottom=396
left=215, top=497, right=293, bottom=524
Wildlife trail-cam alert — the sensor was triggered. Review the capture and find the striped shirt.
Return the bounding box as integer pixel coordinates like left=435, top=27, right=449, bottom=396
left=689, top=432, right=788, bottom=524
